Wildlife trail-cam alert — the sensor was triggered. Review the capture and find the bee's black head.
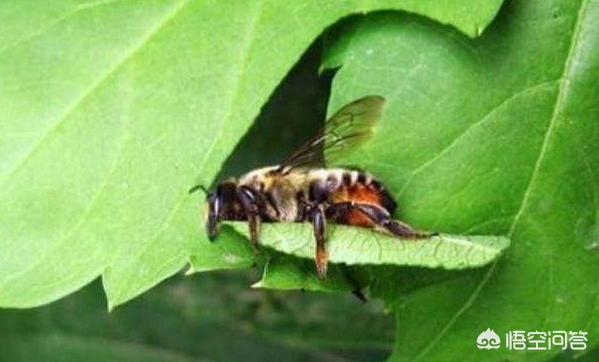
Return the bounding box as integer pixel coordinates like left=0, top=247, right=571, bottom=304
left=191, top=181, right=239, bottom=241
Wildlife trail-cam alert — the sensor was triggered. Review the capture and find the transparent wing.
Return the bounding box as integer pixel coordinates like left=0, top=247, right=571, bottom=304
left=278, top=95, right=386, bottom=170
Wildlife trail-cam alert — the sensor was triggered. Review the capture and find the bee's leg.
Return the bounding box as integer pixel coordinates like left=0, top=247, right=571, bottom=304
left=310, top=204, right=328, bottom=279
left=294, top=190, right=310, bottom=222
left=325, top=201, right=353, bottom=221
left=236, top=186, right=261, bottom=249
left=318, top=200, right=368, bottom=299
left=352, top=203, right=433, bottom=238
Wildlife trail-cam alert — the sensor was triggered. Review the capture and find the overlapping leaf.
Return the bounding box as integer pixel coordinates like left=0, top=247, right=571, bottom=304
left=320, top=0, right=599, bottom=360
left=230, top=223, right=509, bottom=269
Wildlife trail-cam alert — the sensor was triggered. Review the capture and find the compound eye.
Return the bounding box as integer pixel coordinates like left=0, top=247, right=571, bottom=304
left=208, top=192, right=220, bottom=215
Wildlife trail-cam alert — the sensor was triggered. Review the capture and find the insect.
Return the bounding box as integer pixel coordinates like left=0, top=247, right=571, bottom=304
left=194, top=95, right=434, bottom=278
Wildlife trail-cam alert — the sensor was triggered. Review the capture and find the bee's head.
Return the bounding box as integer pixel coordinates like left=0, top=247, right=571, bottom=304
left=190, top=180, right=238, bottom=241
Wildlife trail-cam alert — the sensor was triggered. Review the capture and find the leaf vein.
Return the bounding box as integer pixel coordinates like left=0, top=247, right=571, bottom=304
left=398, top=80, right=556, bottom=199
left=0, top=64, right=134, bottom=289
left=0, top=0, right=190, bottom=187
left=412, top=262, right=497, bottom=361
left=409, top=0, right=591, bottom=357
left=110, top=0, right=267, bottom=299
left=0, top=0, right=131, bottom=53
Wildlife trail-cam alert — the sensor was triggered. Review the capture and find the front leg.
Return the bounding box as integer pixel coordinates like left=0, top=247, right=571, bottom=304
left=310, top=204, right=328, bottom=279
left=236, top=186, right=261, bottom=250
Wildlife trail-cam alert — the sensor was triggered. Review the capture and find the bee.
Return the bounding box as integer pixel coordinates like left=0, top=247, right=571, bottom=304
left=194, top=95, right=434, bottom=278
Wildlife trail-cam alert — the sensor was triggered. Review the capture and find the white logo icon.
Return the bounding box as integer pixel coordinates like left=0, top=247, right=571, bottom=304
left=477, top=328, right=501, bottom=349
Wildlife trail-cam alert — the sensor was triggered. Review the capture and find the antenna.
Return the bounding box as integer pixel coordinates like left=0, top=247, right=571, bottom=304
left=189, top=184, right=209, bottom=195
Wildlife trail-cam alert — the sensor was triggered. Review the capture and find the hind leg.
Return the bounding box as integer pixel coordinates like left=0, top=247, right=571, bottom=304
left=309, top=204, right=328, bottom=279
left=326, top=201, right=434, bottom=238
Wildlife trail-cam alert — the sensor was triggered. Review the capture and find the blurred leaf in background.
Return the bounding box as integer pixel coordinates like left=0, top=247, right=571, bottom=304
left=0, top=277, right=393, bottom=362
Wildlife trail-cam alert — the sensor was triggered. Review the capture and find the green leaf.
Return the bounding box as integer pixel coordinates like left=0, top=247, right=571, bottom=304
left=229, top=222, right=510, bottom=269
left=0, top=0, right=504, bottom=308
left=321, top=0, right=599, bottom=360
left=188, top=226, right=255, bottom=273
left=253, top=253, right=366, bottom=293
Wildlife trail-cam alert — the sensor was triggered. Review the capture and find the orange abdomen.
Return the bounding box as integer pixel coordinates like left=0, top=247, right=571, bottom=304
left=330, top=184, right=386, bottom=227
